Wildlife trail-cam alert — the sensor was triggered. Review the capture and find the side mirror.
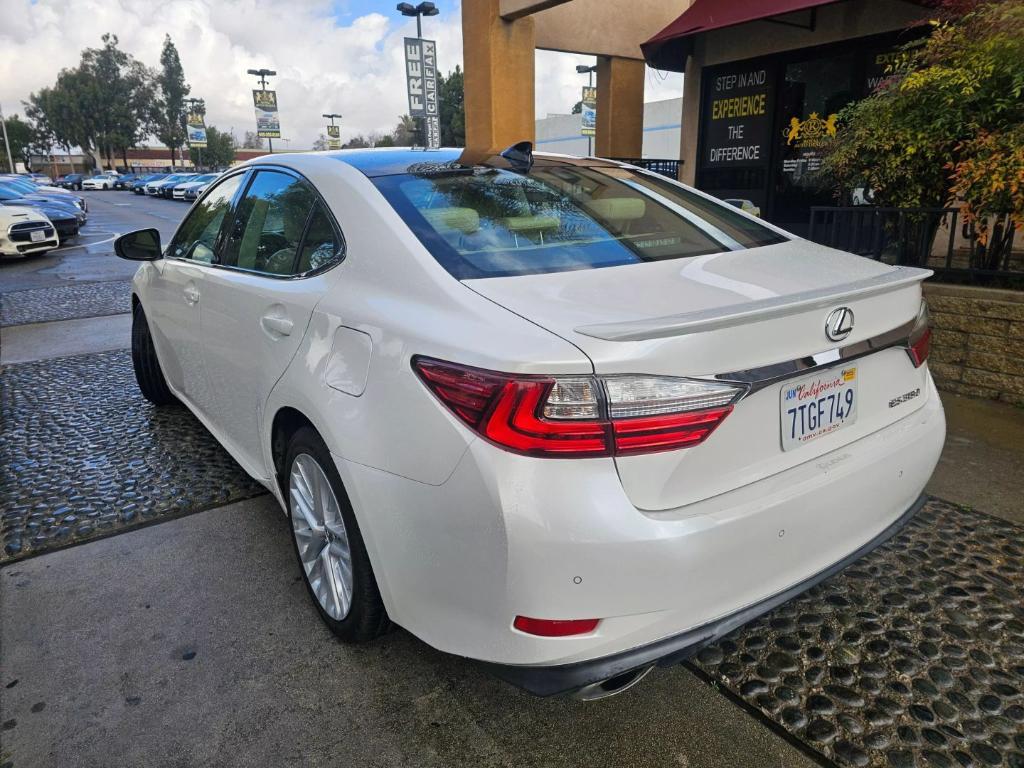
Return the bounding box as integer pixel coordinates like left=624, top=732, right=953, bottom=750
left=115, top=228, right=162, bottom=261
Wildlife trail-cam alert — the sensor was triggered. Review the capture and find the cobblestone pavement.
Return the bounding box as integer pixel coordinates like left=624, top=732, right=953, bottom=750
left=0, top=279, right=132, bottom=327
left=690, top=498, right=1024, bottom=768
left=0, top=349, right=265, bottom=562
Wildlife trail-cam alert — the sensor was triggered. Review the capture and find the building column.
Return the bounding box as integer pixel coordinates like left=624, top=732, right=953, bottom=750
left=678, top=46, right=701, bottom=184
left=463, top=0, right=536, bottom=153
left=594, top=55, right=645, bottom=159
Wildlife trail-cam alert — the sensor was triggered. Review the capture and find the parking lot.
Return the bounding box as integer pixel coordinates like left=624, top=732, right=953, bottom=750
left=2, top=189, right=1024, bottom=768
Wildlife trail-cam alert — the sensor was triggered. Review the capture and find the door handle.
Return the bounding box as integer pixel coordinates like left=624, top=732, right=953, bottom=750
left=261, top=314, right=293, bottom=337
left=183, top=285, right=200, bottom=305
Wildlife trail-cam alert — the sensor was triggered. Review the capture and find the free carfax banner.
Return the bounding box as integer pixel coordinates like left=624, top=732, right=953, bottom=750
left=186, top=112, right=207, bottom=147
left=253, top=89, right=281, bottom=139
left=403, top=37, right=440, bottom=148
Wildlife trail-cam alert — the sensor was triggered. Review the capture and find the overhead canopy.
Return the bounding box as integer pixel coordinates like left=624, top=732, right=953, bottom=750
left=642, top=0, right=841, bottom=71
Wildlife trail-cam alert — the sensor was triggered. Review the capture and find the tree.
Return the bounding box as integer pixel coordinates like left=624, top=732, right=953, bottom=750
left=152, top=35, right=190, bottom=168
left=241, top=130, right=265, bottom=149
left=188, top=126, right=235, bottom=168
left=25, top=34, right=154, bottom=171
left=312, top=134, right=328, bottom=151
left=374, top=133, right=395, bottom=148
left=0, top=114, right=33, bottom=172
left=438, top=66, right=465, bottom=147
left=342, top=135, right=371, bottom=149
left=391, top=115, right=418, bottom=146
left=818, top=0, right=1024, bottom=260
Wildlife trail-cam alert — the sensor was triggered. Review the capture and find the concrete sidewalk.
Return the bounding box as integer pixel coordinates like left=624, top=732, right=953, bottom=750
left=0, top=496, right=814, bottom=768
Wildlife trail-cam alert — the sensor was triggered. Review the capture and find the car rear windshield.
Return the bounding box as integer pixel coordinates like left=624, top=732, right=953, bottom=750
left=371, top=165, right=787, bottom=279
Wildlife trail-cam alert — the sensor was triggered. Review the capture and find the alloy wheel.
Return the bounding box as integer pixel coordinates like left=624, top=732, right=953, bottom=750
left=289, top=453, right=354, bottom=620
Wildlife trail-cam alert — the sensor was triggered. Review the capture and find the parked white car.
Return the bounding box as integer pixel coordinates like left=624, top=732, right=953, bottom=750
left=115, top=147, right=944, bottom=699
left=0, top=205, right=59, bottom=258
left=172, top=173, right=220, bottom=201
left=82, top=173, right=120, bottom=190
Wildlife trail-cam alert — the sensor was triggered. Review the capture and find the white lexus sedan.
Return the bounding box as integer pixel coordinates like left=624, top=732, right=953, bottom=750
left=115, top=146, right=944, bottom=699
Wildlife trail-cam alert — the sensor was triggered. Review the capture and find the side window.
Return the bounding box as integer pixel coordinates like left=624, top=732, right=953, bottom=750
left=223, top=171, right=315, bottom=276
left=168, top=174, right=244, bottom=263
left=296, top=202, right=344, bottom=274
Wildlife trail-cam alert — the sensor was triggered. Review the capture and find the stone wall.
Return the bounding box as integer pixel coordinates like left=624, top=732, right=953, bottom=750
left=925, top=283, right=1024, bottom=406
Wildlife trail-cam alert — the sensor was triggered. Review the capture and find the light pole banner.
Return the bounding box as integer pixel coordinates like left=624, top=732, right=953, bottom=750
left=404, top=37, right=440, bottom=149
left=326, top=124, right=342, bottom=150
left=253, top=89, right=281, bottom=139
left=580, top=86, right=597, bottom=137
left=186, top=112, right=208, bottom=147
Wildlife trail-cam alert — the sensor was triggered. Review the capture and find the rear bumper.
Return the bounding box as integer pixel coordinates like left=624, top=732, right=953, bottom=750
left=485, top=493, right=926, bottom=696
left=337, top=373, right=944, bottom=693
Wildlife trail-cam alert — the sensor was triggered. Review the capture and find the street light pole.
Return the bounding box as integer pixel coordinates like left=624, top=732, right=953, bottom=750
left=0, top=102, right=15, bottom=174
left=247, top=68, right=277, bottom=154
left=396, top=2, right=440, bottom=147
left=576, top=64, right=597, bottom=157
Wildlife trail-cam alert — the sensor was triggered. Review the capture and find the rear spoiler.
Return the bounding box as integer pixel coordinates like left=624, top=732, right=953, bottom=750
left=574, top=267, right=932, bottom=342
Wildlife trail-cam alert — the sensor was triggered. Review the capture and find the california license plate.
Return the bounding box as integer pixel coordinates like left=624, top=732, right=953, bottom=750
left=30, top=230, right=45, bottom=242
left=780, top=366, right=858, bottom=451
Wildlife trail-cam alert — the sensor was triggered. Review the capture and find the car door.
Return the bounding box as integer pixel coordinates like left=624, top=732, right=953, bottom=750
left=197, top=168, right=345, bottom=476
left=145, top=171, right=246, bottom=412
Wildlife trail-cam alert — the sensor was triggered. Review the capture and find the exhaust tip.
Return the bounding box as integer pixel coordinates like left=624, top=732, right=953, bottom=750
left=573, top=665, right=654, bottom=702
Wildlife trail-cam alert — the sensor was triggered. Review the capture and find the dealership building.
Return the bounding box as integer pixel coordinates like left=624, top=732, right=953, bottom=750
left=464, top=0, right=930, bottom=232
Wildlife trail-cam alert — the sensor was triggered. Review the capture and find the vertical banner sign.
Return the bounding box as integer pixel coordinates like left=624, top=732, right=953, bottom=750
left=326, top=124, right=342, bottom=150
left=404, top=37, right=441, bottom=149
left=186, top=112, right=208, bottom=147
left=253, top=90, right=281, bottom=139
left=580, top=86, right=597, bottom=137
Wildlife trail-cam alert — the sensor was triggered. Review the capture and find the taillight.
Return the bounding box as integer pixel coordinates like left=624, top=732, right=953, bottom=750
left=413, top=357, right=744, bottom=458
left=513, top=616, right=600, bottom=637
left=907, top=301, right=931, bottom=368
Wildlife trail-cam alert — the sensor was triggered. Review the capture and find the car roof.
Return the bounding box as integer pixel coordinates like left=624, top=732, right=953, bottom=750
left=237, top=147, right=631, bottom=179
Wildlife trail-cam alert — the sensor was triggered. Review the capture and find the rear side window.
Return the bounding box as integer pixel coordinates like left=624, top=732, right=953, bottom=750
left=223, top=170, right=316, bottom=276
left=296, top=202, right=344, bottom=274
left=372, top=165, right=787, bottom=279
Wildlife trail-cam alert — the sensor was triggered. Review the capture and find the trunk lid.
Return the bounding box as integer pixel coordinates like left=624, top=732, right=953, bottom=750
left=465, top=239, right=932, bottom=511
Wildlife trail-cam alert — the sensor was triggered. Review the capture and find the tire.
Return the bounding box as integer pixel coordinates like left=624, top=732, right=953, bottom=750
left=285, top=427, right=389, bottom=642
left=131, top=303, right=176, bottom=405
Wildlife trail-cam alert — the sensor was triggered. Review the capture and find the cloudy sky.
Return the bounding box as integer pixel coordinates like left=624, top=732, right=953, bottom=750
left=0, top=0, right=682, bottom=149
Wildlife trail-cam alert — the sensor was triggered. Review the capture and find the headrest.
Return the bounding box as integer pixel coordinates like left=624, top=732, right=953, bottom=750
left=502, top=215, right=561, bottom=232
left=586, top=197, right=646, bottom=221
left=422, top=207, right=480, bottom=235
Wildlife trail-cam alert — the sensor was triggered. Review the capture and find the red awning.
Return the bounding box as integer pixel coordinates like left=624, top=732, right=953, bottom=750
left=642, top=0, right=842, bottom=71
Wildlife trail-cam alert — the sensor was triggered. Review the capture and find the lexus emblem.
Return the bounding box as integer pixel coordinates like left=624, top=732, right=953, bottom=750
left=825, top=307, right=855, bottom=342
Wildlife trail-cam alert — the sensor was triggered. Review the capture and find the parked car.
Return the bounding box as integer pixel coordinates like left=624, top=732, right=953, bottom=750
left=114, top=147, right=944, bottom=700
left=0, top=205, right=60, bottom=258
left=0, top=176, right=86, bottom=212
left=114, top=174, right=140, bottom=190
left=82, top=173, right=120, bottom=190
left=57, top=173, right=85, bottom=191
left=131, top=173, right=166, bottom=193
left=144, top=173, right=190, bottom=197
left=26, top=172, right=53, bottom=185
left=183, top=174, right=222, bottom=202
left=0, top=191, right=81, bottom=241
left=157, top=173, right=198, bottom=199
left=172, top=173, right=220, bottom=201
left=0, top=181, right=86, bottom=222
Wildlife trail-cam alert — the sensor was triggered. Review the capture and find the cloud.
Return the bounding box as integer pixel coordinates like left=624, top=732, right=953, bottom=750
left=0, top=0, right=681, bottom=149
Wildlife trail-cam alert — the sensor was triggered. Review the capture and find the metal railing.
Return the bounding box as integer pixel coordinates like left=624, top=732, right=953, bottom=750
left=609, top=158, right=681, bottom=180
left=808, top=206, right=1022, bottom=286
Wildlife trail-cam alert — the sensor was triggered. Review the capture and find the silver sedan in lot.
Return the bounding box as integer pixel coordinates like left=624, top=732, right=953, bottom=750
left=115, top=146, right=943, bottom=699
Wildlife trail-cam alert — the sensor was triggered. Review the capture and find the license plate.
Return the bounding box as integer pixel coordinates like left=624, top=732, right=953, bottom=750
left=30, top=230, right=45, bottom=242
left=780, top=366, right=858, bottom=451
